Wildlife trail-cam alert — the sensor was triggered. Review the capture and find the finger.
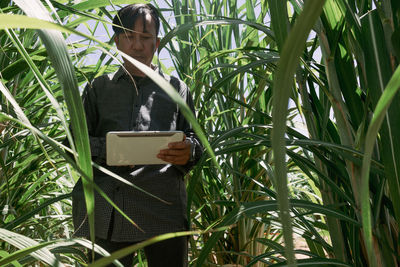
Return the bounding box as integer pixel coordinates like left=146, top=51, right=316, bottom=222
left=160, top=144, right=191, bottom=154
left=168, top=139, right=191, bottom=149
left=158, top=154, right=189, bottom=165
left=159, top=147, right=190, bottom=157
left=157, top=150, right=189, bottom=162
left=167, top=142, right=186, bottom=149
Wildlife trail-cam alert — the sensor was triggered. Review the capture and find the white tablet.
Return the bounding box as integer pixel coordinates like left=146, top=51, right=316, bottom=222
left=106, top=131, right=184, bottom=166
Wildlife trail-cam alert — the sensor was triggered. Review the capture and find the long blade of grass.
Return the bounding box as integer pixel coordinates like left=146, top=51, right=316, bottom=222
left=13, top=0, right=96, bottom=248
left=268, top=258, right=352, bottom=267
left=66, top=0, right=148, bottom=12
left=0, top=228, right=62, bottom=266
left=0, top=236, right=129, bottom=267
left=0, top=251, right=21, bottom=267
left=88, top=230, right=212, bottom=267
left=360, top=65, right=400, bottom=267
left=268, top=0, right=289, bottom=51
left=271, top=1, right=326, bottom=265
left=0, top=240, right=59, bottom=267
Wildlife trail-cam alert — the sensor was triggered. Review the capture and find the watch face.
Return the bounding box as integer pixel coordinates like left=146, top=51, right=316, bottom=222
left=189, top=139, right=196, bottom=162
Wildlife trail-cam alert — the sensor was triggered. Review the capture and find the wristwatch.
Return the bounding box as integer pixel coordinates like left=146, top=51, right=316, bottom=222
left=188, top=138, right=196, bottom=162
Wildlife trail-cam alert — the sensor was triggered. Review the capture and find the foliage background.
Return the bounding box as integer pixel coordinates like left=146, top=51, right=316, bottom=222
left=1, top=0, right=400, bottom=266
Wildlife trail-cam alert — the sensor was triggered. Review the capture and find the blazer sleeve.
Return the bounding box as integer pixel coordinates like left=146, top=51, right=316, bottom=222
left=82, top=77, right=106, bottom=164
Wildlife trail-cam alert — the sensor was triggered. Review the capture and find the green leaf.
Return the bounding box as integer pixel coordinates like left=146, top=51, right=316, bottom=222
left=87, top=230, right=203, bottom=267
left=271, top=1, right=326, bottom=265
left=0, top=228, right=61, bottom=266
left=0, top=250, right=22, bottom=267
left=12, top=0, right=95, bottom=244
left=269, top=257, right=352, bottom=266
left=360, top=65, right=400, bottom=267
left=268, top=0, right=289, bottom=51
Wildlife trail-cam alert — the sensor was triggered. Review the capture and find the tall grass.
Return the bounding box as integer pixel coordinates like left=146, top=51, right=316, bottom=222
left=1, top=0, right=400, bottom=266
